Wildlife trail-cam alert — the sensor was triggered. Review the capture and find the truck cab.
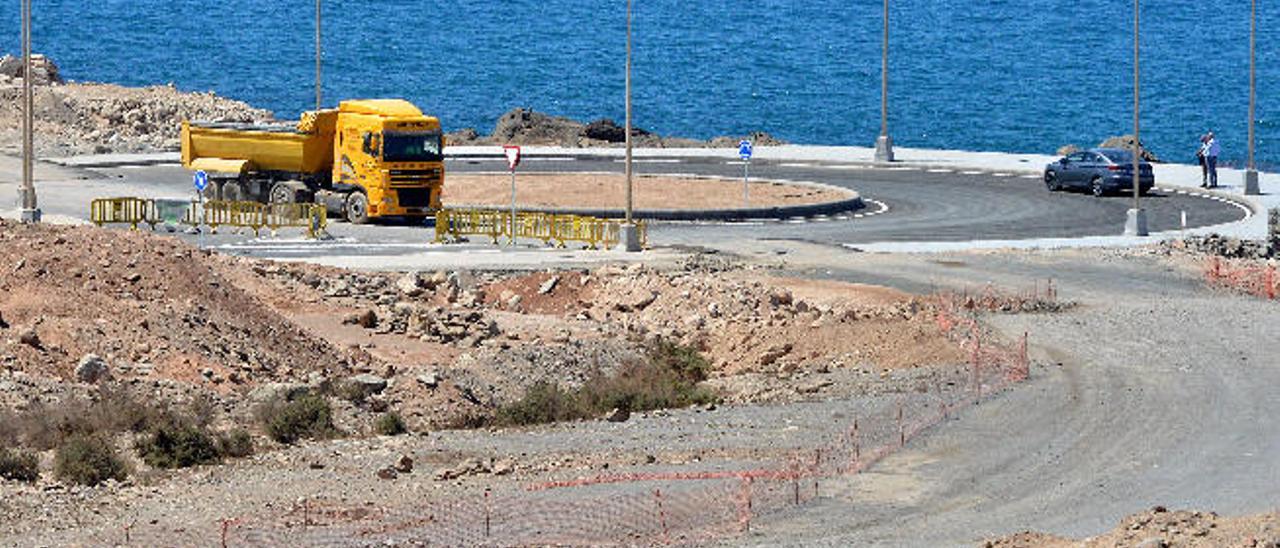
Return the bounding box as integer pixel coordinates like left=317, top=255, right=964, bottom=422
left=330, top=100, right=445, bottom=222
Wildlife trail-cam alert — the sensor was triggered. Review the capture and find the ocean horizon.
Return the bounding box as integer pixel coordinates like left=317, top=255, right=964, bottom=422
left=1, top=0, right=1274, bottom=167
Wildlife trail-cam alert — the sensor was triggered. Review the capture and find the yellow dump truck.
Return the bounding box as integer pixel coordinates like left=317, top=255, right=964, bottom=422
left=180, top=99, right=444, bottom=223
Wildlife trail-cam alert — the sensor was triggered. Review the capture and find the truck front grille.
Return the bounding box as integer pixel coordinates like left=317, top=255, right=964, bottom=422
left=397, top=188, right=432, bottom=208
left=389, top=168, right=442, bottom=187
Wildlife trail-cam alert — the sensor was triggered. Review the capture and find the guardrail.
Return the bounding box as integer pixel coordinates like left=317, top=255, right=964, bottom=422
left=90, top=197, right=161, bottom=230
left=435, top=208, right=647, bottom=250
left=89, top=197, right=328, bottom=239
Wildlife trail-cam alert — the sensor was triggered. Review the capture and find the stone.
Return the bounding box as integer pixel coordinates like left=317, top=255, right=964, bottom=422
left=604, top=407, right=631, bottom=423
left=123, top=272, right=142, bottom=283
left=759, top=343, right=793, bottom=367
left=396, top=273, right=424, bottom=297
left=17, top=327, right=40, bottom=348
left=416, top=373, right=440, bottom=389
left=343, top=310, right=378, bottom=329
left=376, top=467, right=398, bottom=480
left=0, top=311, right=8, bottom=329
left=768, top=288, right=794, bottom=307
left=248, top=383, right=311, bottom=405
left=1134, top=538, right=1167, bottom=548
left=492, top=458, right=516, bottom=476
left=538, top=276, right=560, bottom=295
left=394, top=455, right=414, bottom=473
left=75, top=354, right=109, bottom=383
left=347, top=373, right=388, bottom=396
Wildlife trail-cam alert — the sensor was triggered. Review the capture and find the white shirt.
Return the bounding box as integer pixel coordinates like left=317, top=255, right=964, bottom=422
left=1203, top=138, right=1221, bottom=158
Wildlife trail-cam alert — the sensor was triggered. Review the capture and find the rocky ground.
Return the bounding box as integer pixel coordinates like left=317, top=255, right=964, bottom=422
left=987, top=507, right=1280, bottom=547
left=0, top=55, right=782, bottom=158
left=0, top=219, right=1010, bottom=543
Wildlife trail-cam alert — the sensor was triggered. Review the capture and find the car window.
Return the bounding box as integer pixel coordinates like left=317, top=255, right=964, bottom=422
left=1099, top=149, right=1133, bottom=164
left=1082, top=152, right=1103, bottom=163
left=1067, top=152, right=1086, bottom=162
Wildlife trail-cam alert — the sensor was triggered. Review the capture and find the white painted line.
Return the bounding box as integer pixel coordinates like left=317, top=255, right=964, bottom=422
left=961, top=171, right=983, bottom=175
left=1019, top=174, right=1040, bottom=179
left=992, top=173, right=1011, bottom=177
left=821, top=165, right=869, bottom=170
left=927, top=169, right=953, bottom=174
left=779, top=163, right=816, bottom=168
left=612, top=159, right=684, bottom=164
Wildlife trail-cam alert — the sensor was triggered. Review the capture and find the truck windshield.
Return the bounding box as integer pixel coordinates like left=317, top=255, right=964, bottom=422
left=383, top=132, right=443, bottom=162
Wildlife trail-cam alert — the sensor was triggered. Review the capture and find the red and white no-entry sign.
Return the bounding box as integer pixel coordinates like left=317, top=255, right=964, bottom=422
left=503, top=145, right=521, bottom=171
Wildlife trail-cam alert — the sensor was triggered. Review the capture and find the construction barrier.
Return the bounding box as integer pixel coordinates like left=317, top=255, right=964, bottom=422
left=1205, top=256, right=1278, bottom=300
left=87, top=284, right=1049, bottom=547
left=435, top=208, right=646, bottom=250
left=89, top=197, right=327, bottom=239
left=89, top=197, right=161, bottom=230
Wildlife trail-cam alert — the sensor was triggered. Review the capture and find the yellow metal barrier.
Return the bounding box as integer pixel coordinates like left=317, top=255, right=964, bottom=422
left=90, top=198, right=161, bottom=230
left=91, top=198, right=326, bottom=239
left=435, top=208, right=647, bottom=250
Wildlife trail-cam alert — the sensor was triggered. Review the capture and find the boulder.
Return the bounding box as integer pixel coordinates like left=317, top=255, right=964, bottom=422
left=396, top=273, right=424, bottom=297
left=347, top=373, right=388, bottom=396
left=75, top=354, right=109, bottom=383
left=17, top=327, right=40, bottom=348
left=0, top=310, right=7, bottom=329
left=538, top=276, right=559, bottom=295
left=416, top=372, right=440, bottom=389
left=393, top=455, right=414, bottom=473
left=1097, top=134, right=1161, bottom=162
left=0, top=54, right=61, bottom=85
left=604, top=407, right=631, bottom=423
left=248, top=382, right=311, bottom=405
left=343, top=310, right=378, bottom=329
left=491, top=108, right=584, bottom=146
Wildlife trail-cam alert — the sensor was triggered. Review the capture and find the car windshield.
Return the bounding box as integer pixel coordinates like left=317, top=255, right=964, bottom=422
left=1099, top=149, right=1134, bottom=164
left=383, top=132, right=443, bottom=162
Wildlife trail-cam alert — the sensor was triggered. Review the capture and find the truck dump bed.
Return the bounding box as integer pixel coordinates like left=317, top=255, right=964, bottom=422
left=181, top=110, right=338, bottom=176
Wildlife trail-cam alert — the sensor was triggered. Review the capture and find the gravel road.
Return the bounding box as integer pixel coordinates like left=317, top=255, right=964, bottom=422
left=732, top=245, right=1280, bottom=546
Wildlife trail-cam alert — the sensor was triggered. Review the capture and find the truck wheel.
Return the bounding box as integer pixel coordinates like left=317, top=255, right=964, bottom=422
left=345, top=192, right=370, bottom=224
left=221, top=182, right=246, bottom=202
left=268, top=182, right=296, bottom=204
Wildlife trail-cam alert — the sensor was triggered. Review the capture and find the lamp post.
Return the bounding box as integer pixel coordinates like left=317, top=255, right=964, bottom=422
left=1125, top=0, right=1148, bottom=236
left=19, top=0, right=40, bottom=223
left=873, top=0, right=894, bottom=162
left=315, top=0, right=322, bottom=110
left=619, top=0, right=641, bottom=251
left=1244, top=0, right=1260, bottom=195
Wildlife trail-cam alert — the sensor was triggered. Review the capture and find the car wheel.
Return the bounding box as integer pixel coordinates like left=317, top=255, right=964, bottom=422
left=221, top=181, right=246, bottom=202
left=345, top=192, right=370, bottom=224
left=1045, top=172, right=1060, bottom=191
left=1090, top=177, right=1105, bottom=197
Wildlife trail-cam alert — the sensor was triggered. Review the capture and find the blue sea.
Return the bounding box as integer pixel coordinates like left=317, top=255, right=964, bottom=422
left=2, top=1, right=1276, bottom=166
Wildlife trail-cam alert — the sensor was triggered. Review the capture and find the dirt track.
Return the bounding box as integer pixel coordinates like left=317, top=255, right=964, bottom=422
left=725, top=243, right=1280, bottom=546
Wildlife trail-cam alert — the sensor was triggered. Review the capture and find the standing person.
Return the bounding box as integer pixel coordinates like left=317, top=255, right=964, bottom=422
left=1203, top=131, right=1221, bottom=188
left=1196, top=134, right=1209, bottom=187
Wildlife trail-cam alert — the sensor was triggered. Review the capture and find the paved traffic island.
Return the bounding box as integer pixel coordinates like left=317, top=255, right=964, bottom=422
left=443, top=172, right=863, bottom=221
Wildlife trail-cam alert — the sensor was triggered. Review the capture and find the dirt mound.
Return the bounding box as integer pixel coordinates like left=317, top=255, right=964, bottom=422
left=0, top=221, right=351, bottom=390
left=447, top=107, right=788, bottom=149
left=987, top=507, right=1280, bottom=547
left=0, top=66, right=272, bottom=156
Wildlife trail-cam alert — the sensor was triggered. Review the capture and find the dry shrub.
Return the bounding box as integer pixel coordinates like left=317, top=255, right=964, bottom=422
left=257, top=394, right=337, bottom=444
left=55, top=435, right=129, bottom=486
left=0, top=447, right=39, bottom=483
left=374, top=412, right=408, bottom=436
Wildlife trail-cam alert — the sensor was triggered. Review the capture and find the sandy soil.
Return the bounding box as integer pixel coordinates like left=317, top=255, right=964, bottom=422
left=443, top=173, right=852, bottom=210
left=988, top=507, right=1280, bottom=547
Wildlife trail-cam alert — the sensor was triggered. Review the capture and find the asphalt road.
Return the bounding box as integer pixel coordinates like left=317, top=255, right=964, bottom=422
left=21, top=154, right=1248, bottom=259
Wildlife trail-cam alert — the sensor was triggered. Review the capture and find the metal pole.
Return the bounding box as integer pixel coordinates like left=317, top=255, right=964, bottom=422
left=1245, top=0, right=1260, bottom=194
left=625, top=0, right=633, bottom=224
left=510, top=168, right=517, bottom=245
left=1132, top=0, right=1140, bottom=211
left=19, top=0, right=39, bottom=223
left=743, top=160, right=750, bottom=207
left=315, top=0, right=322, bottom=110
left=873, top=0, right=894, bottom=162
left=1125, top=0, right=1147, bottom=236
left=880, top=0, right=888, bottom=138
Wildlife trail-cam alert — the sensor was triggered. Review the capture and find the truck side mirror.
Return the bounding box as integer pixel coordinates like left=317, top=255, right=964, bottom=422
left=362, top=133, right=373, bottom=155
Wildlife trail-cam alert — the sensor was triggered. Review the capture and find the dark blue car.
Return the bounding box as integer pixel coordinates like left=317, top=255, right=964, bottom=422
left=1044, top=148, right=1155, bottom=197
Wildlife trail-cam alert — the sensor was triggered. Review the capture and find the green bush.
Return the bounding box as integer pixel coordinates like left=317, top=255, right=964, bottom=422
left=259, top=395, right=337, bottom=444
left=374, top=412, right=408, bottom=436
left=0, top=447, right=39, bottom=483
left=493, top=340, right=718, bottom=427
left=55, top=435, right=129, bottom=486
left=218, top=429, right=254, bottom=459
left=135, top=422, right=222, bottom=469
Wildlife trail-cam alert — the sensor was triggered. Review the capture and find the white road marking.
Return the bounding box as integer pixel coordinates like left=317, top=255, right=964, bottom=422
left=927, top=169, right=953, bottom=174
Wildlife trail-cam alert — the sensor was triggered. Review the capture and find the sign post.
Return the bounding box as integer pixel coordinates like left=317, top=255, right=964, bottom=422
left=503, top=146, right=521, bottom=245
left=738, top=140, right=753, bottom=207
left=192, top=170, right=209, bottom=242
